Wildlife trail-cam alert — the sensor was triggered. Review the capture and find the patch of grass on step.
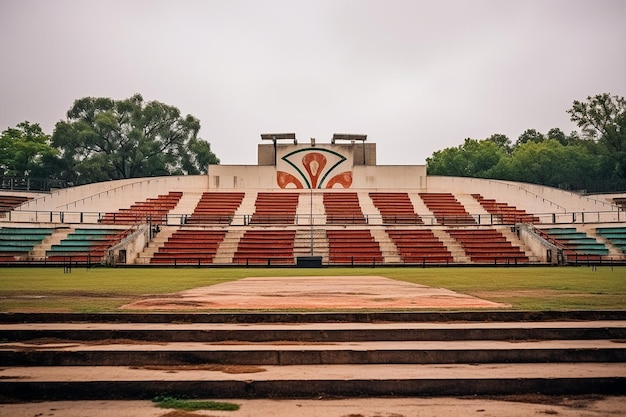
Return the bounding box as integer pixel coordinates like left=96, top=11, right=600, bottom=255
left=153, top=396, right=240, bottom=411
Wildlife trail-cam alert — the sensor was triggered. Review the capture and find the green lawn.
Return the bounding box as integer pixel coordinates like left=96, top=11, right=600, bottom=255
left=0, top=266, right=624, bottom=312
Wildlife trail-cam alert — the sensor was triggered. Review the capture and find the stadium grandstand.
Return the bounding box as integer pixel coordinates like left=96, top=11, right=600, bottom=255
left=0, top=134, right=624, bottom=267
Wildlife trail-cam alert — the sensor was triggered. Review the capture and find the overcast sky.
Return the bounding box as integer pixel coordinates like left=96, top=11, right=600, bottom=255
left=1, top=0, right=624, bottom=165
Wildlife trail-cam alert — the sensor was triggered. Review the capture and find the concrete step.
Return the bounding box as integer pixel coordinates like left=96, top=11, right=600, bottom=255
left=1, top=311, right=625, bottom=400
left=2, top=339, right=625, bottom=366
left=3, top=310, right=626, bottom=323
left=2, top=321, right=625, bottom=342
left=1, top=363, right=624, bottom=400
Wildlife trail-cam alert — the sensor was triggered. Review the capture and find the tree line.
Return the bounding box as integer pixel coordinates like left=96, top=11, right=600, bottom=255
left=426, top=93, right=626, bottom=193
left=1, top=93, right=624, bottom=193
left=0, top=94, right=219, bottom=187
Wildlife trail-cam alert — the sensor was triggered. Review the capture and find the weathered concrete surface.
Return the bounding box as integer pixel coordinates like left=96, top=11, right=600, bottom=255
left=121, top=276, right=510, bottom=310
left=2, top=339, right=626, bottom=366
left=2, top=396, right=625, bottom=417
left=1, top=363, right=625, bottom=400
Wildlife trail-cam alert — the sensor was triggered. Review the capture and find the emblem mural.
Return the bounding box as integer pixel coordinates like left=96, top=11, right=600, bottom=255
left=277, top=147, right=353, bottom=189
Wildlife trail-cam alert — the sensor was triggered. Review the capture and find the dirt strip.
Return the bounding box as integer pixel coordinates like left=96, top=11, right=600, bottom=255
left=122, top=276, right=509, bottom=310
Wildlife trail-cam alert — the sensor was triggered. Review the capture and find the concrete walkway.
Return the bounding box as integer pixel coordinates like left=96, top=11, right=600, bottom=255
left=2, top=396, right=625, bottom=417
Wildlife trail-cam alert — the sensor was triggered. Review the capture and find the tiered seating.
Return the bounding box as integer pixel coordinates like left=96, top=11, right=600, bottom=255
left=46, top=229, right=131, bottom=263
left=419, top=193, right=475, bottom=224
left=326, top=229, right=383, bottom=264
left=0, top=195, right=31, bottom=212
left=186, top=192, right=245, bottom=224
left=369, top=192, right=423, bottom=224
left=249, top=193, right=299, bottom=224
left=323, top=192, right=366, bottom=224
left=472, top=194, right=539, bottom=224
left=596, top=227, right=626, bottom=253
left=386, top=229, right=453, bottom=264
left=232, top=230, right=296, bottom=265
left=100, top=191, right=183, bottom=225
left=0, top=227, right=54, bottom=262
left=539, top=228, right=609, bottom=261
left=150, top=229, right=226, bottom=265
left=447, top=228, right=529, bottom=264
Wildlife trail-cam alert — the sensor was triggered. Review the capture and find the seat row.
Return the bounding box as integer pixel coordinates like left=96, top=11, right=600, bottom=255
left=96, top=191, right=538, bottom=226
left=0, top=227, right=55, bottom=262
left=100, top=191, right=183, bottom=225
left=0, top=195, right=32, bottom=212
left=538, top=227, right=611, bottom=262
left=0, top=227, right=131, bottom=264
left=46, top=229, right=131, bottom=263
left=148, top=227, right=530, bottom=266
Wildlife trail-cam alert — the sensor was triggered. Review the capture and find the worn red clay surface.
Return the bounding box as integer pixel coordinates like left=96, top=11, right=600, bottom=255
left=122, top=276, right=509, bottom=310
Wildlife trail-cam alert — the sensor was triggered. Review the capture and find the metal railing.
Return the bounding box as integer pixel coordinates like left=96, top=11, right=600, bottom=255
left=0, top=176, right=68, bottom=192
left=3, top=208, right=624, bottom=226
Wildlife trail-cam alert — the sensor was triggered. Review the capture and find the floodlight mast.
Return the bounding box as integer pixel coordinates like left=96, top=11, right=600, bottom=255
left=332, top=133, right=367, bottom=165
left=260, top=133, right=297, bottom=165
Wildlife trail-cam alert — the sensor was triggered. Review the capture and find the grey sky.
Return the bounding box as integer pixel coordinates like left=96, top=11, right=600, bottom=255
left=1, top=0, right=624, bottom=165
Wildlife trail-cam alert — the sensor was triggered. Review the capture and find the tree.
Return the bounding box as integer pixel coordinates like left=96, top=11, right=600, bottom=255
left=426, top=138, right=505, bottom=178
left=567, top=93, right=626, bottom=178
left=486, top=133, right=512, bottom=154
left=0, top=121, right=58, bottom=178
left=546, top=127, right=567, bottom=145
left=52, top=94, right=219, bottom=184
left=498, top=140, right=601, bottom=189
left=515, top=129, right=544, bottom=147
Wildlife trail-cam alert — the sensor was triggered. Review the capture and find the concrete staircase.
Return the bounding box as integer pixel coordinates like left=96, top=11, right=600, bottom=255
left=133, top=226, right=176, bottom=264
left=500, top=227, right=541, bottom=263
left=168, top=191, right=203, bottom=222
left=432, top=228, right=470, bottom=263
left=293, top=229, right=328, bottom=262
left=27, top=227, right=73, bottom=261
left=370, top=227, right=402, bottom=264
left=213, top=229, right=245, bottom=264
left=1, top=311, right=625, bottom=400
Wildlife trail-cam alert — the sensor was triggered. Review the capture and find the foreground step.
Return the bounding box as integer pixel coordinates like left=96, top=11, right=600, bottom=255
left=2, top=321, right=625, bottom=342
left=1, top=363, right=625, bottom=400
left=2, top=339, right=626, bottom=366
left=2, top=312, right=624, bottom=400
left=3, top=311, right=626, bottom=324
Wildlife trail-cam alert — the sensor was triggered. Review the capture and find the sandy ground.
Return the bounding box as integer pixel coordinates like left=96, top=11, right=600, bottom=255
left=1, top=396, right=625, bottom=417
left=122, top=276, right=509, bottom=310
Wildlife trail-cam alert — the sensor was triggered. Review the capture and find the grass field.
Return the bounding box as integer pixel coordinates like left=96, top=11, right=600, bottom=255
left=0, top=266, right=624, bottom=312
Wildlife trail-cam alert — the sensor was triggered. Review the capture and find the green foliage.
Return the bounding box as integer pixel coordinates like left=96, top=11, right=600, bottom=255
left=51, top=94, right=219, bottom=184
left=426, top=138, right=506, bottom=178
left=427, top=93, right=625, bottom=190
left=568, top=93, right=626, bottom=178
left=495, top=140, right=601, bottom=189
left=486, top=133, right=513, bottom=154
left=0, top=121, right=58, bottom=177
left=152, top=396, right=240, bottom=411
left=516, top=128, right=545, bottom=146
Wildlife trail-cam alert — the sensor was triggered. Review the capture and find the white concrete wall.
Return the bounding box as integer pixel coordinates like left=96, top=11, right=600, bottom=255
left=5, top=170, right=623, bottom=226
left=426, top=176, right=619, bottom=214
left=518, top=225, right=553, bottom=263
left=352, top=165, right=427, bottom=189
left=107, top=225, right=150, bottom=265
left=15, top=176, right=209, bottom=213
left=208, top=165, right=277, bottom=189
left=208, top=164, right=427, bottom=190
